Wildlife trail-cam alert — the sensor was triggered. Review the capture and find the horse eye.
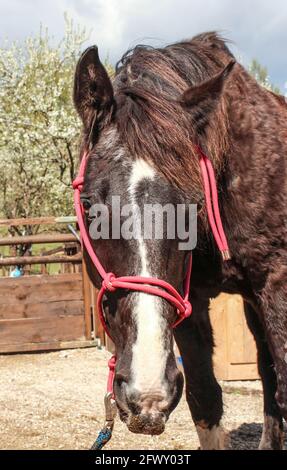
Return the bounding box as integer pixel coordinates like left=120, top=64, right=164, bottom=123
left=80, top=194, right=92, bottom=211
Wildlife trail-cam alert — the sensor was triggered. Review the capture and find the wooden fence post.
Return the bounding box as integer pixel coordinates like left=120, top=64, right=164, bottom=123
left=90, top=284, right=105, bottom=346
left=82, top=257, right=92, bottom=340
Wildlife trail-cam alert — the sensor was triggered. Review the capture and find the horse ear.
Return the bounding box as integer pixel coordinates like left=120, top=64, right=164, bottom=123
left=73, top=46, right=114, bottom=135
left=179, top=59, right=235, bottom=109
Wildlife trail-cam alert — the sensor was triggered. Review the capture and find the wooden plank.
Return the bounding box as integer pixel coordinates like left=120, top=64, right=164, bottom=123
left=0, top=339, right=98, bottom=354
left=0, top=217, right=57, bottom=227
left=0, top=316, right=85, bottom=346
left=226, top=295, right=257, bottom=366
left=55, top=216, right=77, bottom=224
left=0, top=216, right=77, bottom=227
left=226, top=363, right=259, bottom=381
left=0, top=274, right=83, bottom=304
left=105, top=335, right=115, bottom=354
left=0, top=272, right=82, bottom=287
left=210, top=293, right=259, bottom=381
left=0, top=233, right=79, bottom=246
left=91, top=284, right=105, bottom=345
left=210, top=294, right=229, bottom=381
left=242, top=312, right=258, bottom=365
left=0, top=300, right=84, bottom=319
left=0, top=253, right=82, bottom=266
left=41, top=246, right=65, bottom=256
left=227, top=295, right=245, bottom=365
left=82, top=258, right=92, bottom=340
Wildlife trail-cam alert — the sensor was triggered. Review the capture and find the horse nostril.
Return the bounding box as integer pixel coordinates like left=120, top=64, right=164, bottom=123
left=114, top=376, right=142, bottom=416
left=126, top=391, right=141, bottom=415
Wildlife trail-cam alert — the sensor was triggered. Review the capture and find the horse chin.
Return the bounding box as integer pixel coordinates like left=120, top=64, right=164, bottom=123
left=117, top=404, right=166, bottom=435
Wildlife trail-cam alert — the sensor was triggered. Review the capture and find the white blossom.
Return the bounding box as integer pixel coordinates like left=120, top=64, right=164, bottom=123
left=0, top=17, right=92, bottom=224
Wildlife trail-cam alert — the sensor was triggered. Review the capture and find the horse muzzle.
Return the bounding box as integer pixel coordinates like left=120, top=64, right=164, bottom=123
left=115, top=368, right=184, bottom=435
left=127, top=410, right=166, bottom=435
left=117, top=391, right=168, bottom=435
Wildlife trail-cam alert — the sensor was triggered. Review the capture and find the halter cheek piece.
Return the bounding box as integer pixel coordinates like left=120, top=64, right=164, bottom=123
left=72, top=148, right=230, bottom=449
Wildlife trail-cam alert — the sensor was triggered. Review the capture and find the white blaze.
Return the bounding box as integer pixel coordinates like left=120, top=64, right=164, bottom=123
left=128, top=159, right=169, bottom=394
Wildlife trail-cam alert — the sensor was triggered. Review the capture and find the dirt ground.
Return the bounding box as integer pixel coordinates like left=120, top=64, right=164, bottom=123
left=0, top=347, right=286, bottom=450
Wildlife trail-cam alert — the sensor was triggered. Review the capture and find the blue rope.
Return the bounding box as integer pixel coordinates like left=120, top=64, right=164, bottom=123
left=91, top=427, right=112, bottom=450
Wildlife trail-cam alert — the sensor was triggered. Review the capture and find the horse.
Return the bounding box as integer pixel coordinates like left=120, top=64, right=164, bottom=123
left=73, top=32, right=287, bottom=450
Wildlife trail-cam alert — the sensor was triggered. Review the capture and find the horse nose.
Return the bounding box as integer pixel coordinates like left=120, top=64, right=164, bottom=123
left=114, top=372, right=169, bottom=414
left=130, top=390, right=169, bottom=414
left=114, top=365, right=184, bottom=435
left=127, top=389, right=168, bottom=413
left=123, top=388, right=167, bottom=435
left=113, top=371, right=140, bottom=415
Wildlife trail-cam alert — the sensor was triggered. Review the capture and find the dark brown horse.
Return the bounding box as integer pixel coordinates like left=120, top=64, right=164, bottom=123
left=73, top=32, right=287, bottom=449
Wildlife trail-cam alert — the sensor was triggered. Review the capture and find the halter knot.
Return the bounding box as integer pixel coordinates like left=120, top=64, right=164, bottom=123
left=102, top=273, right=116, bottom=292
left=72, top=176, right=84, bottom=191
left=183, top=300, right=192, bottom=318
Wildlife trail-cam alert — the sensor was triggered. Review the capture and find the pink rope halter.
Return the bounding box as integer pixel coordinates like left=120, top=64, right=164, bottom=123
left=73, top=148, right=230, bottom=395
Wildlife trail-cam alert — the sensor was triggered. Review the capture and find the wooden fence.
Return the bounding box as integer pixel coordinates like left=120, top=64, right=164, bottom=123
left=0, top=216, right=258, bottom=379
left=0, top=216, right=100, bottom=352
left=210, top=294, right=258, bottom=380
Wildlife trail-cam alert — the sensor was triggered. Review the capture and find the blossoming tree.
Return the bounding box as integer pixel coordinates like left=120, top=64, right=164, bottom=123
left=0, top=18, right=88, bottom=226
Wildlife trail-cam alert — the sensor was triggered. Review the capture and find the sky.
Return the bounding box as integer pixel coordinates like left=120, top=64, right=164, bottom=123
left=0, top=0, right=286, bottom=91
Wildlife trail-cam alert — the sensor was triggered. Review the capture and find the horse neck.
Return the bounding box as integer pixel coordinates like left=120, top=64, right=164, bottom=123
left=205, top=70, right=287, bottom=260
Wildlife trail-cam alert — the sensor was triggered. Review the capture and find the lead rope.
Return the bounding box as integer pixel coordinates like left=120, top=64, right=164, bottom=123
left=73, top=149, right=230, bottom=450
left=90, top=356, right=117, bottom=450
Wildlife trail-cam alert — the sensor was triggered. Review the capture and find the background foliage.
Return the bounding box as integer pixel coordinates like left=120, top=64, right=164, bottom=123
left=0, top=17, right=87, bottom=223
left=249, top=59, right=281, bottom=94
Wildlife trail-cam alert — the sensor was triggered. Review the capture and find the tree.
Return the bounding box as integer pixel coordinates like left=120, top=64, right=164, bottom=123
left=0, top=17, right=89, bottom=227
left=249, top=59, right=281, bottom=94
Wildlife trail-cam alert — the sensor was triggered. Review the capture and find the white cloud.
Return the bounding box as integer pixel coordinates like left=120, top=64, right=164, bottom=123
left=0, top=0, right=286, bottom=89
left=66, top=0, right=126, bottom=53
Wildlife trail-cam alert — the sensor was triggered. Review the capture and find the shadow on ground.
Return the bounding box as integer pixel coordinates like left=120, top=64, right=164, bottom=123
left=229, top=422, right=287, bottom=450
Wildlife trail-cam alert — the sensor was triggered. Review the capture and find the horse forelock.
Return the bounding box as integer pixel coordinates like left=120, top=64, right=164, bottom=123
left=111, top=32, right=234, bottom=198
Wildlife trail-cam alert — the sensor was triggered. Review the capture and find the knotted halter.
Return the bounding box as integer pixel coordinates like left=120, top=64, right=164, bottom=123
left=73, top=153, right=194, bottom=334
left=72, top=147, right=230, bottom=449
